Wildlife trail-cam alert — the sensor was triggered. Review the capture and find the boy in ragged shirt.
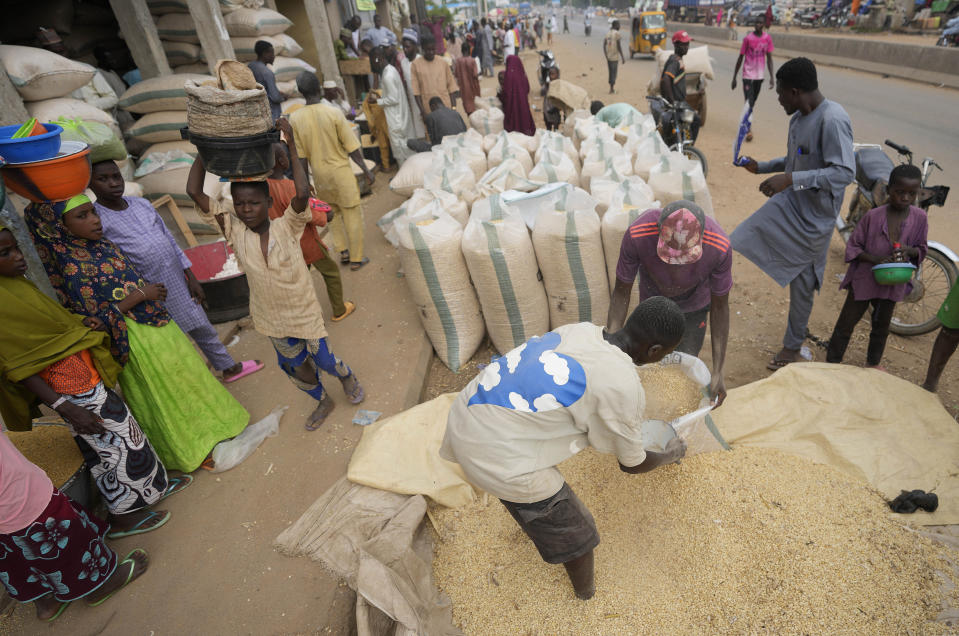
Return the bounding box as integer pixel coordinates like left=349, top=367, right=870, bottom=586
left=187, top=118, right=365, bottom=430
left=826, top=164, right=928, bottom=368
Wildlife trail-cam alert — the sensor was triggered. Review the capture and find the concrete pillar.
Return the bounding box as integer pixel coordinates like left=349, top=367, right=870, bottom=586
left=304, top=0, right=347, bottom=93
left=109, top=0, right=171, bottom=79
left=0, top=62, right=29, bottom=127
left=188, top=0, right=236, bottom=74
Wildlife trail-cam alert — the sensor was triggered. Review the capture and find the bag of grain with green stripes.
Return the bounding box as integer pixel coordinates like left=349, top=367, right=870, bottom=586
left=528, top=147, right=581, bottom=188
left=531, top=187, right=609, bottom=329
left=601, top=185, right=661, bottom=317
left=396, top=211, right=484, bottom=371
left=591, top=174, right=655, bottom=215
left=462, top=194, right=549, bottom=353
left=486, top=131, right=533, bottom=173
left=647, top=151, right=714, bottom=217
left=535, top=130, right=580, bottom=170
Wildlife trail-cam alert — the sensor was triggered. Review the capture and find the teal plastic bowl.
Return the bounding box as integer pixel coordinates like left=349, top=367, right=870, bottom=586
left=872, top=262, right=917, bottom=285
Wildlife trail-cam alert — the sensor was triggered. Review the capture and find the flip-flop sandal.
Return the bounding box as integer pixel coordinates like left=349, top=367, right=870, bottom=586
left=200, top=457, right=216, bottom=471
left=339, top=251, right=350, bottom=264
left=331, top=301, right=356, bottom=322
left=224, top=359, right=264, bottom=383
left=765, top=357, right=795, bottom=371
left=159, top=474, right=193, bottom=501
left=106, top=510, right=170, bottom=540
left=88, top=548, right=147, bottom=607
left=350, top=257, right=370, bottom=271
left=344, top=376, right=366, bottom=405
left=45, top=601, right=70, bottom=622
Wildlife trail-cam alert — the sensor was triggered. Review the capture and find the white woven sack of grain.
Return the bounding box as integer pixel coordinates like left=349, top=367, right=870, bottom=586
left=272, top=33, right=303, bottom=56
left=118, top=74, right=212, bottom=114
left=142, top=140, right=197, bottom=158
left=582, top=156, right=633, bottom=194
left=618, top=118, right=658, bottom=149
left=494, top=183, right=595, bottom=230
left=640, top=352, right=723, bottom=456
left=601, top=204, right=646, bottom=313
left=507, top=131, right=539, bottom=154
left=592, top=174, right=657, bottom=215
left=439, top=128, right=484, bottom=151
left=535, top=131, right=580, bottom=168
left=26, top=98, right=120, bottom=137
left=580, top=136, right=625, bottom=163
left=633, top=131, right=671, bottom=180
left=224, top=8, right=292, bottom=37
left=218, top=0, right=266, bottom=12
left=648, top=152, right=715, bottom=217
left=473, top=159, right=540, bottom=200
left=574, top=117, right=614, bottom=146
left=532, top=204, right=610, bottom=328
left=463, top=199, right=550, bottom=353
left=0, top=45, right=95, bottom=102
left=389, top=152, right=434, bottom=197
left=270, top=57, right=317, bottom=83
left=125, top=111, right=189, bottom=144
left=163, top=40, right=201, bottom=67
left=135, top=161, right=219, bottom=207
left=469, top=107, right=505, bottom=136
left=487, top=133, right=533, bottom=173
left=174, top=63, right=211, bottom=75
left=562, top=108, right=591, bottom=139
left=276, top=80, right=300, bottom=98
left=377, top=202, right=409, bottom=247
left=407, top=188, right=468, bottom=227
left=473, top=95, right=502, bottom=111
left=229, top=36, right=277, bottom=62
left=424, top=156, right=477, bottom=201
left=433, top=145, right=487, bottom=181
left=156, top=13, right=200, bottom=43
left=528, top=148, right=581, bottom=189
left=396, top=213, right=484, bottom=372
left=623, top=125, right=663, bottom=162
left=647, top=45, right=715, bottom=96
left=147, top=0, right=189, bottom=14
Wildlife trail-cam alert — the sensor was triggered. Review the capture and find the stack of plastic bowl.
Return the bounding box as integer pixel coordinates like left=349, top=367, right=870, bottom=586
left=0, top=123, right=92, bottom=203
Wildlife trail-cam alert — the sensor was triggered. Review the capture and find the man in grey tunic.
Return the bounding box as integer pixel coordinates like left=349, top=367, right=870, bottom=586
left=731, top=57, right=854, bottom=369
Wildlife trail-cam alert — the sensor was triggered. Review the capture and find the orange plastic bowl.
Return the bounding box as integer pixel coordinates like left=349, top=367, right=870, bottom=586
left=1, top=141, right=92, bottom=203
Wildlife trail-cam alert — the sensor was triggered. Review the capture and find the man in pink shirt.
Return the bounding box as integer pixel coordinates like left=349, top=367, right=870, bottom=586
left=731, top=16, right=775, bottom=141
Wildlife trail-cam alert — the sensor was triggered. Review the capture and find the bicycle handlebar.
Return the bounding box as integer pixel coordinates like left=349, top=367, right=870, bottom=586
left=885, top=139, right=912, bottom=156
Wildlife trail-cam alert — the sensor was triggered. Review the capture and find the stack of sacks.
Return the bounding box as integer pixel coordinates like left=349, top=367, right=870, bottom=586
left=0, top=44, right=121, bottom=136
left=473, top=159, right=540, bottom=200
left=379, top=188, right=470, bottom=248
left=424, top=156, right=477, bottom=206
left=468, top=107, right=505, bottom=136
left=395, top=211, right=485, bottom=372
left=120, top=74, right=212, bottom=156
left=389, top=152, right=434, bottom=197
left=133, top=150, right=219, bottom=208
left=486, top=131, right=533, bottom=174
left=507, top=131, right=540, bottom=154
left=473, top=95, right=502, bottom=111
left=529, top=147, right=581, bottom=188
left=591, top=175, right=657, bottom=215
left=531, top=188, right=609, bottom=328
left=647, top=152, right=714, bottom=217
left=434, top=144, right=487, bottom=181
left=536, top=131, right=580, bottom=170
left=580, top=139, right=633, bottom=193
left=632, top=129, right=671, bottom=180
left=462, top=194, right=550, bottom=354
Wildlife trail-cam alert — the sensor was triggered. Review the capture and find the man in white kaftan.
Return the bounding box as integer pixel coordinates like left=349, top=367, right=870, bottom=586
left=370, top=47, right=416, bottom=165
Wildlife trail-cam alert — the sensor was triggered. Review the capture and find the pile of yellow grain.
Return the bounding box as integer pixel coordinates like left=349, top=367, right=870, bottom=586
left=636, top=363, right=704, bottom=421
left=432, top=448, right=956, bottom=634
left=6, top=426, right=83, bottom=487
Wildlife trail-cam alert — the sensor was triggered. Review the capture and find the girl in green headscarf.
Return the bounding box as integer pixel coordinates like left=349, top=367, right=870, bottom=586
left=0, top=224, right=180, bottom=538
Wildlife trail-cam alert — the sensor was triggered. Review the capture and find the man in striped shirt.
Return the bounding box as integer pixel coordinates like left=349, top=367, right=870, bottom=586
left=607, top=200, right=732, bottom=405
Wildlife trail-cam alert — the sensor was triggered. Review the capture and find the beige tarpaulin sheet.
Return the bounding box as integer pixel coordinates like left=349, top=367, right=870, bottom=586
left=348, top=393, right=475, bottom=508
left=712, top=363, right=959, bottom=526
left=547, top=79, right=591, bottom=113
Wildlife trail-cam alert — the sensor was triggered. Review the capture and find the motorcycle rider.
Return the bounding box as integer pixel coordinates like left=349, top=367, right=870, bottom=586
left=658, top=31, right=701, bottom=143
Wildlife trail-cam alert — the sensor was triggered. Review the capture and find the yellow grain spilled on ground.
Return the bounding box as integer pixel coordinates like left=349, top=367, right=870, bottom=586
left=636, top=363, right=703, bottom=421
left=432, top=448, right=956, bottom=635
left=7, top=426, right=83, bottom=488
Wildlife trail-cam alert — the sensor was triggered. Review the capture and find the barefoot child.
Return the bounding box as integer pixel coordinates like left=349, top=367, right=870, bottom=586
left=188, top=118, right=365, bottom=430
left=267, top=142, right=355, bottom=322
left=88, top=159, right=264, bottom=382
left=826, top=164, right=928, bottom=368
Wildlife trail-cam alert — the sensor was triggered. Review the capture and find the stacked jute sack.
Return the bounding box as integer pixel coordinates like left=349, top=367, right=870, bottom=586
left=148, top=0, right=312, bottom=85
left=377, top=104, right=714, bottom=371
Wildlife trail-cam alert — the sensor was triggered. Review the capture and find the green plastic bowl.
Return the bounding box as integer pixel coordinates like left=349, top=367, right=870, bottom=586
left=872, top=262, right=917, bottom=285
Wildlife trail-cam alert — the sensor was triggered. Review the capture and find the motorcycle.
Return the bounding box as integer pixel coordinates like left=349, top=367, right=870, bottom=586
left=937, top=16, right=959, bottom=47
left=538, top=50, right=556, bottom=96
left=585, top=18, right=592, bottom=36
left=836, top=139, right=956, bottom=335
left=646, top=96, right=708, bottom=176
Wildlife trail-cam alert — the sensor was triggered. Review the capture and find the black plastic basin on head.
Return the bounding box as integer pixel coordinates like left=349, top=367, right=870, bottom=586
left=181, top=127, right=279, bottom=179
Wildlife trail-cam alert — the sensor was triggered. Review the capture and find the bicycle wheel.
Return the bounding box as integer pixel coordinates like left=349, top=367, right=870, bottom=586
left=679, top=145, right=708, bottom=177
left=890, top=248, right=959, bottom=336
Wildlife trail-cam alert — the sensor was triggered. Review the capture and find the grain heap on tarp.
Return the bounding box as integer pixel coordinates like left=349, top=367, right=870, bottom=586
left=432, top=447, right=958, bottom=635
left=7, top=425, right=84, bottom=488
left=462, top=194, right=550, bottom=354
left=395, top=213, right=485, bottom=371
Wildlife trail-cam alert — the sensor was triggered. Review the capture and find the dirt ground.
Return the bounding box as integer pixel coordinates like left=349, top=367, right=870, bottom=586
left=4, top=27, right=958, bottom=636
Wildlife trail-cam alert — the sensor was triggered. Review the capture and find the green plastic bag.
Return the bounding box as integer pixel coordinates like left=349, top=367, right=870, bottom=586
left=56, top=117, right=127, bottom=164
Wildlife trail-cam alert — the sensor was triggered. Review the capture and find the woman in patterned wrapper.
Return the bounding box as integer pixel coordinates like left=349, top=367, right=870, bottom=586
left=24, top=196, right=250, bottom=473
left=0, top=223, right=188, bottom=550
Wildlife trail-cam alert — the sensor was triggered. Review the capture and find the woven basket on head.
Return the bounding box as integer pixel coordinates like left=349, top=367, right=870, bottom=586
left=184, top=78, right=272, bottom=138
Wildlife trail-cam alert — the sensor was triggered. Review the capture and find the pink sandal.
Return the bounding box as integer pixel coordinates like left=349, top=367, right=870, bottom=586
left=224, top=359, right=264, bottom=383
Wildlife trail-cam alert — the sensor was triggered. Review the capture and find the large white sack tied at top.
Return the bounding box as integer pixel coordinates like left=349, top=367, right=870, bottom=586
left=616, top=115, right=659, bottom=147
left=580, top=135, right=627, bottom=163
left=472, top=158, right=540, bottom=200
left=424, top=155, right=478, bottom=206
left=469, top=107, right=505, bottom=135
left=389, top=152, right=434, bottom=198
left=396, top=212, right=484, bottom=372
left=486, top=131, right=534, bottom=174
left=433, top=144, right=488, bottom=181
left=562, top=108, right=591, bottom=140
left=582, top=156, right=634, bottom=195
left=507, top=130, right=541, bottom=154
left=647, top=45, right=715, bottom=96
left=632, top=130, right=672, bottom=180
left=648, top=151, right=714, bottom=217
left=601, top=185, right=662, bottom=316
left=535, top=130, right=580, bottom=169
left=531, top=190, right=610, bottom=328
left=591, top=174, right=658, bottom=215
left=574, top=116, right=615, bottom=149
left=462, top=194, right=550, bottom=353
left=440, top=127, right=484, bottom=150
left=528, top=148, right=581, bottom=189
left=378, top=188, right=469, bottom=247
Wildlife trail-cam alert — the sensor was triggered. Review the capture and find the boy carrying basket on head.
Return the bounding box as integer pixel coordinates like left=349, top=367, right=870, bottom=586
left=187, top=118, right=366, bottom=430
